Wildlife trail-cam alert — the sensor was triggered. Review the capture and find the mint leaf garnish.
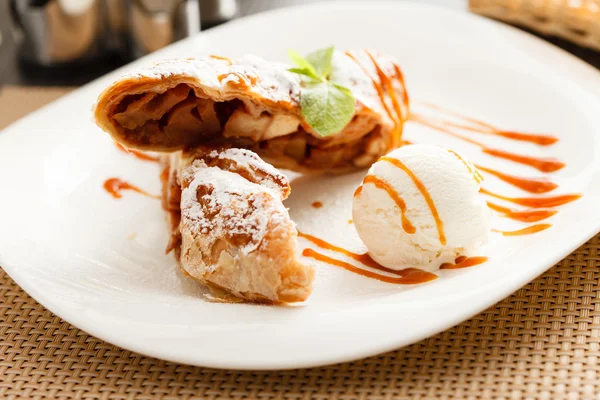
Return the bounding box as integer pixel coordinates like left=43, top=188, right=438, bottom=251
left=287, top=50, right=318, bottom=78
left=288, top=46, right=355, bottom=137
left=288, top=67, right=319, bottom=80
left=301, top=81, right=355, bottom=137
left=306, top=46, right=334, bottom=79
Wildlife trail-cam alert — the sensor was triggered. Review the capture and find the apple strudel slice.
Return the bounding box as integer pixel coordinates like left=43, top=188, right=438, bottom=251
left=161, top=146, right=314, bottom=303
left=95, top=49, right=409, bottom=173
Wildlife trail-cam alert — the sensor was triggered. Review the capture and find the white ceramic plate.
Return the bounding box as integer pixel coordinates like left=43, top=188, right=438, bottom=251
left=1, top=2, right=600, bottom=370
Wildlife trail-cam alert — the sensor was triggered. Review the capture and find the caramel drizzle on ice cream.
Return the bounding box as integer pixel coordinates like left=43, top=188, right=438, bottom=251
left=354, top=155, right=447, bottom=245
left=354, top=155, right=447, bottom=244
left=380, top=156, right=447, bottom=245
left=448, top=149, right=483, bottom=183
left=361, top=175, right=416, bottom=234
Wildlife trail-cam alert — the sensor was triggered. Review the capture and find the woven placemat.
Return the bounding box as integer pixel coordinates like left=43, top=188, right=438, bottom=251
left=2, top=235, right=599, bottom=399
left=2, top=88, right=600, bottom=399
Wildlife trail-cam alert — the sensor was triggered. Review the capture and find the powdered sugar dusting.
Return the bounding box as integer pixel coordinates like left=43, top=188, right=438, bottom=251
left=120, top=56, right=301, bottom=107
left=207, top=148, right=289, bottom=197
left=180, top=163, right=285, bottom=256
left=109, top=50, right=398, bottom=127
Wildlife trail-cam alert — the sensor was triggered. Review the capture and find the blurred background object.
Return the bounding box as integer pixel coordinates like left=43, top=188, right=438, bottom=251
left=8, top=0, right=202, bottom=65
left=11, top=0, right=104, bottom=65
left=470, top=0, right=600, bottom=52
left=1, top=0, right=338, bottom=86
left=200, top=0, right=238, bottom=28
left=129, top=0, right=201, bottom=57
left=1, top=0, right=599, bottom=89
left=0, top=0, right=211, bottom=85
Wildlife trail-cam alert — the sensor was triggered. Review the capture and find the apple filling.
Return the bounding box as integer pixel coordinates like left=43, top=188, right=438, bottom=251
left=111, top=84, right=386, bottom=170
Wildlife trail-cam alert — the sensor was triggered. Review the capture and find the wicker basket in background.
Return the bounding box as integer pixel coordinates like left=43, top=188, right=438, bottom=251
left=470, top=0, right=600, bottom=51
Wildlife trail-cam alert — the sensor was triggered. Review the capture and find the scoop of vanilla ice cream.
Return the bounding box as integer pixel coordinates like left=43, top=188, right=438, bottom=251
left=352, top=144, right=490, bottom=269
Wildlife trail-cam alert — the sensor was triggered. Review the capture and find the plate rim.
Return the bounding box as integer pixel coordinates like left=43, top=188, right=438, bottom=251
left=2, top=0, right=600, bottom=370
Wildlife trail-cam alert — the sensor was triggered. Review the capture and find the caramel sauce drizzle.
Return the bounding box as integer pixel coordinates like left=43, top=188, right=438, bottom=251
left=448, top=149, right=483, bottom=183
left=493, top=224, right=552, bottom=236
left=416, top=102, right=559, bottom=145
left=486, top=202, right=558, bottom=223
left=303, top=249, right=438, bottom=284
left=392, top=64, right=410, bottom=111
left=103, top=178, right=159, bottom=199
left=298, top=232, right=438, bottom=284
left=361, top=175, right=416, bottom=234
left=365, top=50, right=405, bottom=144
left=106, top=54, right=581, bottom=257
left=482, top=148, right=565, bottom=173
left=345, top=50, right=408, bottom=147
left=210, top=55, right=233, bottom=65
left=114, top=142, right=159, bottom=162
left=409, top=114, right=565, bottom=172
left=217, top=72, right=258, bottom=90
left=299, top=232, right=401, bottom=272
left=380, top=156, right=446, bottom=245
left=475, top=164, right=558, bottom=194
left=345, top=51, right=395, bottom=122
left=481, top=188, right=581, bottom=208
left=440, top=255, right=489, bottom=270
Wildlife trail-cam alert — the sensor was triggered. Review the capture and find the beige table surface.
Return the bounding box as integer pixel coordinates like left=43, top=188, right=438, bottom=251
left=1, top=86, right=600, bottom=400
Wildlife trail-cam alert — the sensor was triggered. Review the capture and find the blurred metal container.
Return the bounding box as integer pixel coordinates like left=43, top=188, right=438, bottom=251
left=200, top=0, right=237, bottom=28
left=129, top=0, right=200, bottom=57
left=11, top=0, right=104, bottom=65
left=9, top=0, right=205, bottom=65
